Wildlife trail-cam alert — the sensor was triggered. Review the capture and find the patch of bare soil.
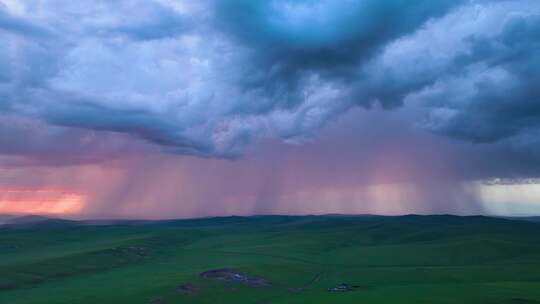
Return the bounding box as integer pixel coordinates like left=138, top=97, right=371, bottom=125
left=327, top=283, right=364, bottom=292
left=200, top=268, right=271, bottom=287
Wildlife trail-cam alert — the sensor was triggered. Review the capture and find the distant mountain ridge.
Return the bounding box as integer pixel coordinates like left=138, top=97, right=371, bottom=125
left=0, top=214, right=77, bottom=227
left=1, top=213, right=540, bottom=228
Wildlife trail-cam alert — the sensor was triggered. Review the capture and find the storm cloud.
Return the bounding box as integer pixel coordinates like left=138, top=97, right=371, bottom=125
left=0, top=0, right=539, bottom=162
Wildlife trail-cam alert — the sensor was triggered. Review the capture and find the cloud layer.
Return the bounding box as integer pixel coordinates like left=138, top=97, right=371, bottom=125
left=0, top=0, right=539, bottom=161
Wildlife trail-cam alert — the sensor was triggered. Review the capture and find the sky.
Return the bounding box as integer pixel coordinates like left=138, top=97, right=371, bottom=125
left=0, top=0, right=539, bottom=219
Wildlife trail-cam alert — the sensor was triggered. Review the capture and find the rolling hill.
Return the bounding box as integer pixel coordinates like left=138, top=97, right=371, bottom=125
left=0, top=215, right=539, bottom=304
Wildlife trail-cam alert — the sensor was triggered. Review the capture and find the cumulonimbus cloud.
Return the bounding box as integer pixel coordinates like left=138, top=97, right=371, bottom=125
left=0, top=0, right=539, bottom=160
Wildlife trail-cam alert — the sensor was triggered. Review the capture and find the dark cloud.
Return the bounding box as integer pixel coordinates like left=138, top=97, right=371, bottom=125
left=424, top=14, right=540, bottom=142
left=0, top=114, right=153, bottom=167
left=105, top=1, right=192, bottom=41
left=0, top=0, right=539, bottom=178
left=213, top=0, right=464, bottom=107
left=0, top=6, right=52, bottom=37
left=216, top=0, right=461, bottom=67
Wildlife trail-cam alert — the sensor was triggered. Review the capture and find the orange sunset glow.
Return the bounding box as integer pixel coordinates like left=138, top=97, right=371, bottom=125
left=0, top=188, right=85, bottom=216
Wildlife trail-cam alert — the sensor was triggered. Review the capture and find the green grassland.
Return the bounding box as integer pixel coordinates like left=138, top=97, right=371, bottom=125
left=1, top=215, right=540, bottom=304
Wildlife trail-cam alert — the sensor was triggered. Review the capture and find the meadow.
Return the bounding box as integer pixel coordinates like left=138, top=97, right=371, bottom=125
left=1, top=215, right=540, bottom=304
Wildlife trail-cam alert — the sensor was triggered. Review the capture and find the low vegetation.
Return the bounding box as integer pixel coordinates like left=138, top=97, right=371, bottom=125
left=0, top=215, right=540, bottom=303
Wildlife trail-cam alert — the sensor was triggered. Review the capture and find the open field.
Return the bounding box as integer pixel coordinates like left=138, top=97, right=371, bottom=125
left=1, top=215, right=540, bottom=304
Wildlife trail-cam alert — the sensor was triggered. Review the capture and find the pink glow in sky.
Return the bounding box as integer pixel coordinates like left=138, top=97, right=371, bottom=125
left=0, top=188, right=85, bottom=215
left=1, top=0, right=540, bottom=218
left=2, top=109, right=534, bottom=219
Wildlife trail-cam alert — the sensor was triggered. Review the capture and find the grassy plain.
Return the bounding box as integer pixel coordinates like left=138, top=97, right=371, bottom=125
left=1, top=215, right=540, bottom=304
